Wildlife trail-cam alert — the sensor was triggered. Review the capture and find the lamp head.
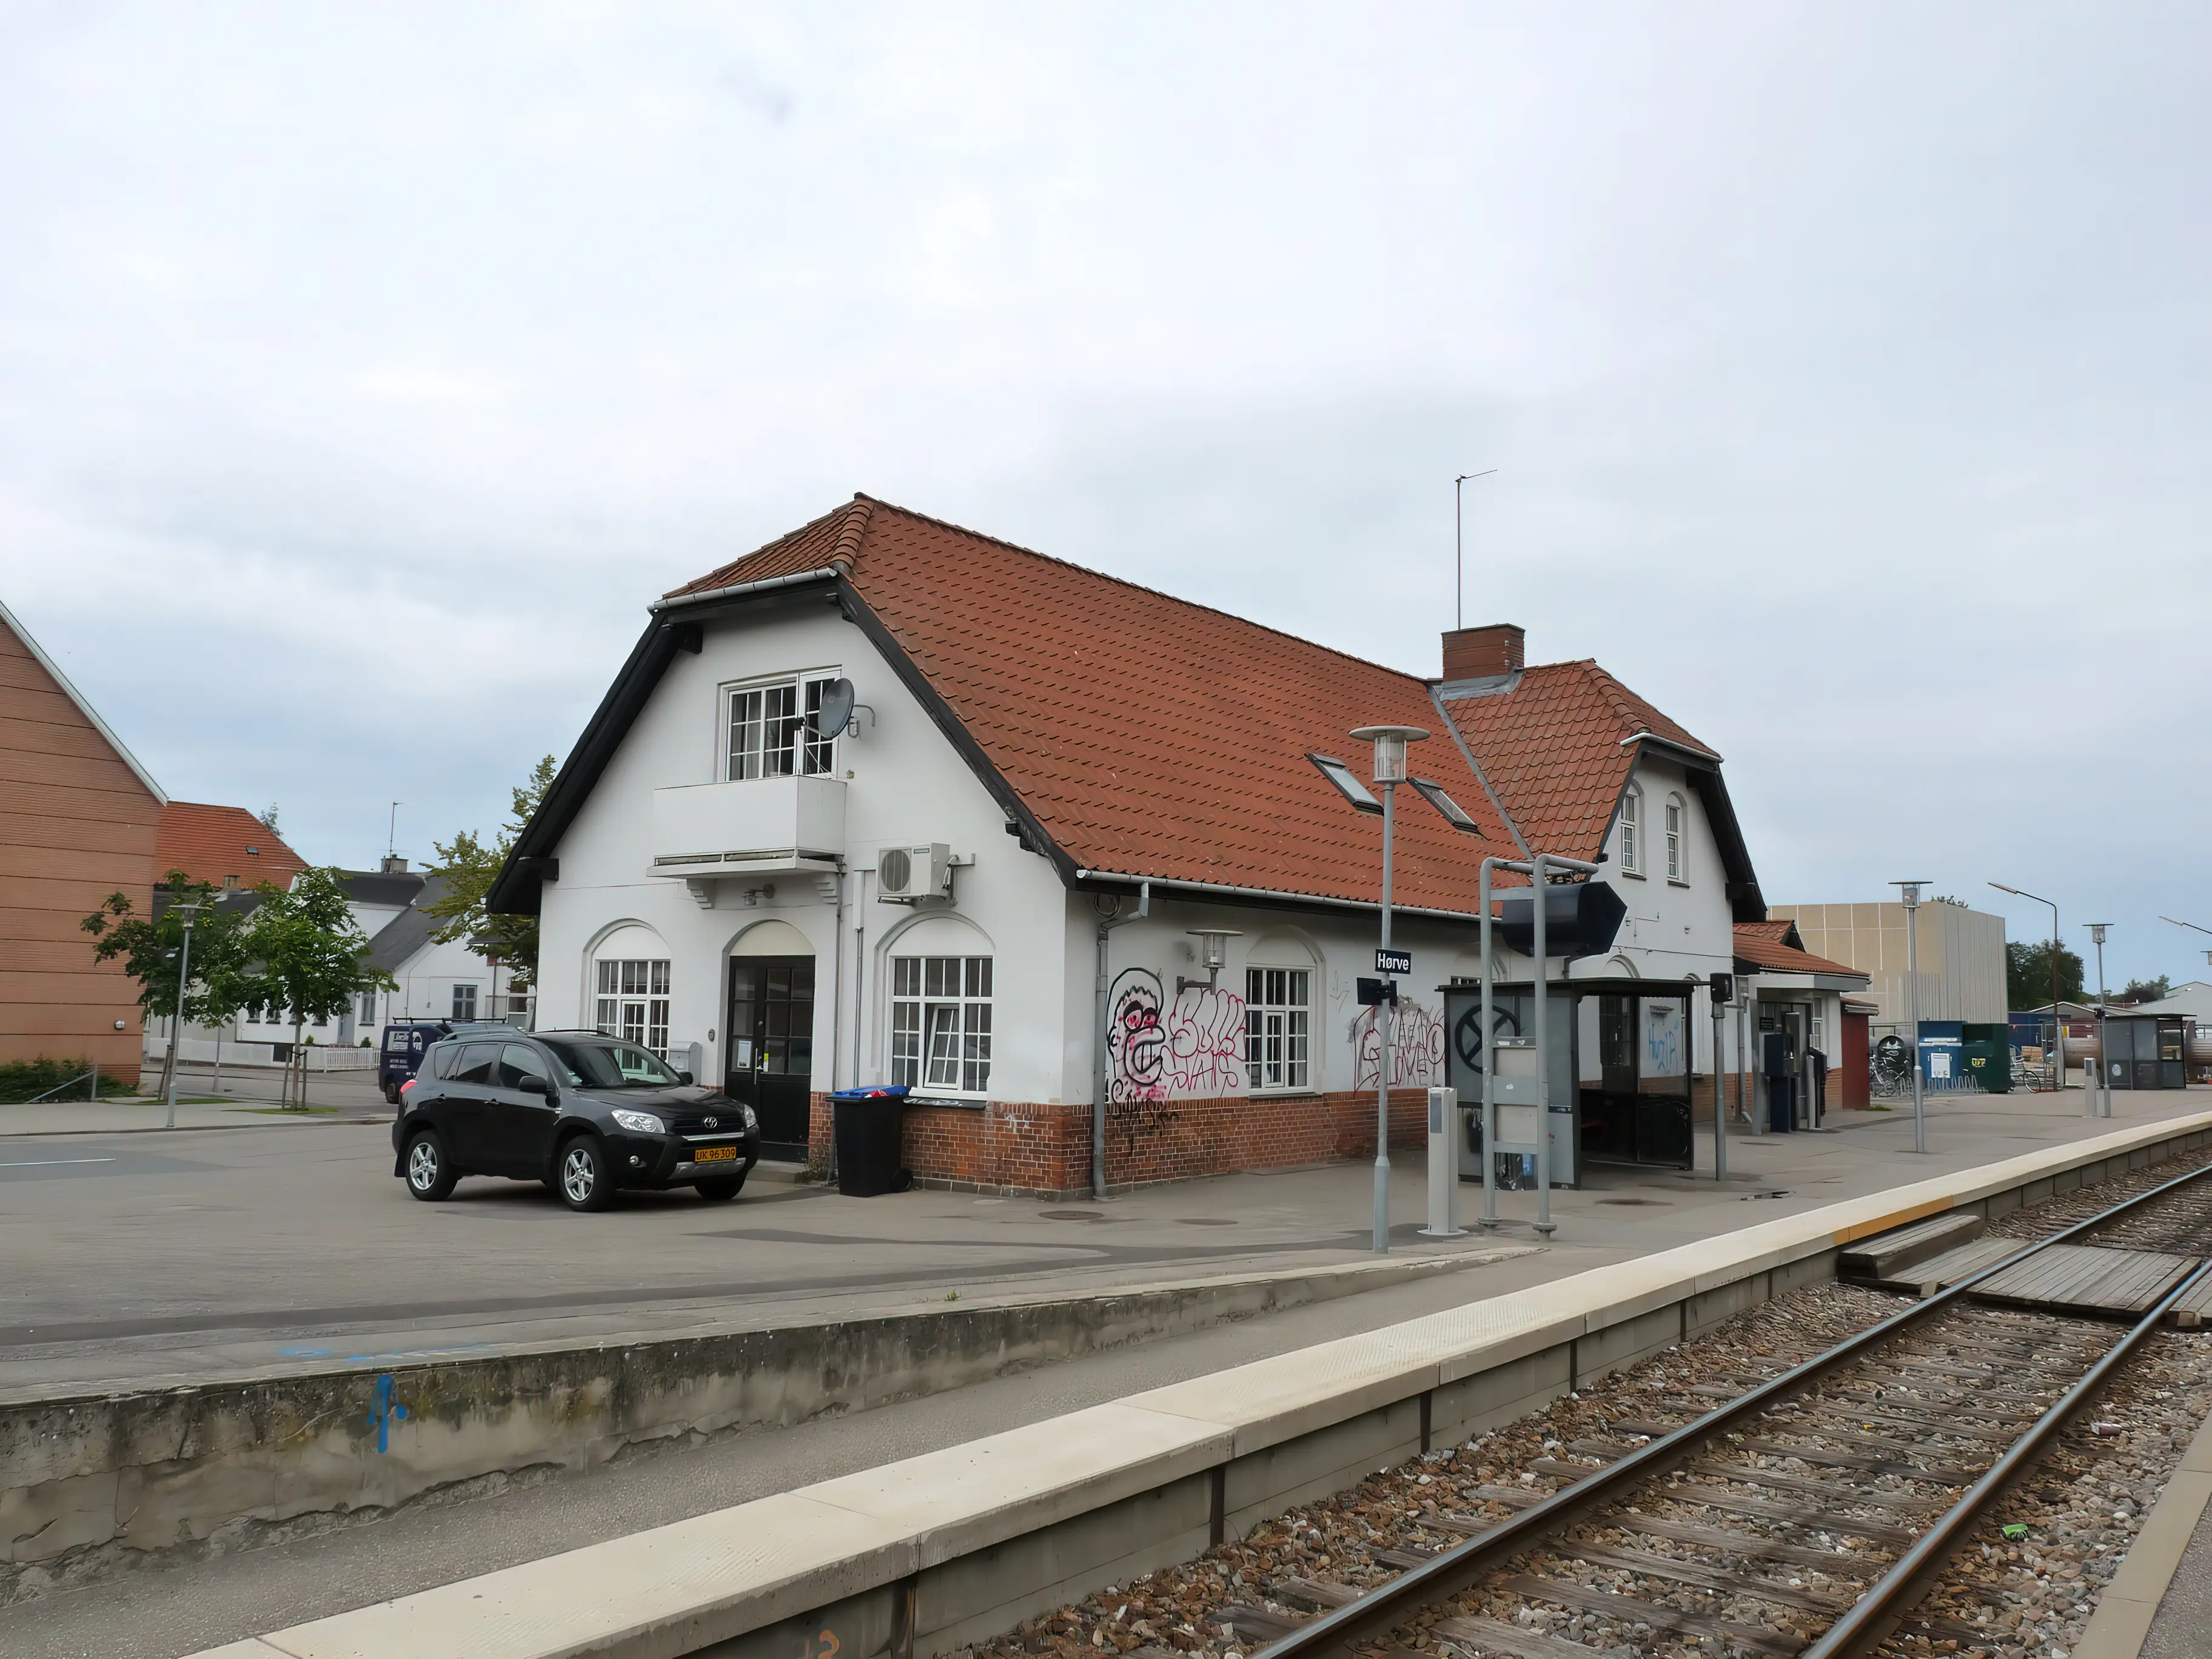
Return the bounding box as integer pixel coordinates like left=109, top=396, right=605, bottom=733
left=1890, top=880, right=1930, bottom=910
left=1185, top=929, right=1242, bottom=973
left=1349, top=725, right=1430, bottom=784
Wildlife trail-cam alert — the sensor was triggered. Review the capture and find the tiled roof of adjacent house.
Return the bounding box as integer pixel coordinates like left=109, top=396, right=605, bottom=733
left=1438, top=660, right=1717, bottom=865
left=665, top=497, right=1524, bottom=915
left=155, top=802, right=307, bottom=889
left=1733, top=920, right=1867, bottom=980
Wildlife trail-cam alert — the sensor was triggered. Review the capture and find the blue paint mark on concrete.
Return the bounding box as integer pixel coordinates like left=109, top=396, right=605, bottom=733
left=368, top=1373, right=410, bottom=1452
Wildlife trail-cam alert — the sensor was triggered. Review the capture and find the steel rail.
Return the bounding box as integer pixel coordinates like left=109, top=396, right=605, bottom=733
left=1247, top=1152, right=2212, bottom=1659
left=1805, top=1250, right=2212, bottom=1657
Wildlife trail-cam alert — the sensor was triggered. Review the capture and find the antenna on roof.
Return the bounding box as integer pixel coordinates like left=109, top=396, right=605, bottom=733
left=389, top=801, right=401, bottom=858
left=1454, top=469, right=1497, bottom=630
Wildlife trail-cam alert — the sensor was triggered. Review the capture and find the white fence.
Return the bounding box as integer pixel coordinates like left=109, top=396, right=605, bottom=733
left=144, top=1037, right=378, bottom=1071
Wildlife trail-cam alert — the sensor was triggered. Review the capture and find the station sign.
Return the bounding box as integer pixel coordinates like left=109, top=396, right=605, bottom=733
left=1375, top=948, right=1412, bottom=975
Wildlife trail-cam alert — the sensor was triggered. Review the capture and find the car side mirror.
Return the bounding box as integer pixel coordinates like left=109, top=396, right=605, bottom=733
left=678, top=1070, right=694, bottom=1086
left=517, top=1074, right=549, bottom=1096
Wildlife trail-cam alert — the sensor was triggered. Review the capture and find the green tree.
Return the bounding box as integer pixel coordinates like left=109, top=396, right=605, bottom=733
left=424, top=755, right=557, bottom=990
left=246, top=866, right=395, bottom=1110
left=2120, top=975, right=2172, bottom=1005
left=2006, top=939, right=2085, bottom=1010
left=81, top=872, right=257, bottom=1102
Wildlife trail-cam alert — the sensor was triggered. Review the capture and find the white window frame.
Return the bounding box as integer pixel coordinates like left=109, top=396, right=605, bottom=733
left=1245, top=965, right=1313, bottom=1093
left=1618, top=783, right=1644, bottom=878
left=452, top=983, right=479, bottom=1022
left=888, top=954, right=993, bottom=1095
left=594, top=958, right=671, bottom=1057
left=1665, top=793, right=1687, bottom=885
left=723, top=671, right=841, bottom=782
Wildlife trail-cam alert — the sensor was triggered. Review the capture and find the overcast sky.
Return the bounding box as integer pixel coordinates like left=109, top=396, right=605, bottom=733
left=5, top=4, right=2208, bottom=985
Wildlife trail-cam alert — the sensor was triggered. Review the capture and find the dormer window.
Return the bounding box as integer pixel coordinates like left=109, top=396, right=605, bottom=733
left=726, top=674, right=839, bottom=780
left=1618, top=784, right=1643, bottom=877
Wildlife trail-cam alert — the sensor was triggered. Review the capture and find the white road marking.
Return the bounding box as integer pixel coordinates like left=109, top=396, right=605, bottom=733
left=0, top=1157, right=119, bottom=1168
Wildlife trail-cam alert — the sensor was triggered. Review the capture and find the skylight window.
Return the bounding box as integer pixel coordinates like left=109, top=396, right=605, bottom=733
left=1407, top=777, right=1486, bottom=836
left=1306, top=753, right=1382, bottom=814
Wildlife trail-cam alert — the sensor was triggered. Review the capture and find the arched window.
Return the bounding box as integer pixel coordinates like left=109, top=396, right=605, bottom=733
left=1618, top=784, right=1643, bottom=876
left=593, top=925, right=671, bottom=1056
left=1665, top=793, right=1687, bottom=884
left=1244, top=934, right=1319, bottom=1092
left=883, top=914, right=994, bottom=1096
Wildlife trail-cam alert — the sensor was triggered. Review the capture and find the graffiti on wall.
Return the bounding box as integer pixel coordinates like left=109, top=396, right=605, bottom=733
left=1166, top=985, right=1245, bottom=1095
left=1352, top=1000, right=1446, bottom=1090
left=1102, top=971, right=1258, bottom=1148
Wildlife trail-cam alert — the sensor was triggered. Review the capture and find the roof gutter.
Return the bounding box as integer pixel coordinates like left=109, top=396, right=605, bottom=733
left=1072, top=866, right=1509, bottom=924
left=648, top=568, right=841, bottom=614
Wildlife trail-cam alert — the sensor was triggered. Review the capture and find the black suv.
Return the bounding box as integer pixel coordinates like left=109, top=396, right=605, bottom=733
left=391, top=1030, right=759, bottom=1211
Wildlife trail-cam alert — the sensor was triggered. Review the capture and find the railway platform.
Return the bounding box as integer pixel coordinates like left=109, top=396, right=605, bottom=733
left=166, top=1102, right=2212, bottom=1659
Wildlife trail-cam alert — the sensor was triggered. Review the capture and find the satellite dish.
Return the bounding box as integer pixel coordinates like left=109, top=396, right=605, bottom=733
left=811, top=677, right=857, bottom=740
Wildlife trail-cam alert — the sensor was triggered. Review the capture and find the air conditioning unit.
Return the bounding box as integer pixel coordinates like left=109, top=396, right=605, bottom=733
left=877, top=843, right=953, bottom=902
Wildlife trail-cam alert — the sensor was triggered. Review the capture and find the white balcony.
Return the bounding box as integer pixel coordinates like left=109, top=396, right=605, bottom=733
left=649, top=776, right=846, bottom=879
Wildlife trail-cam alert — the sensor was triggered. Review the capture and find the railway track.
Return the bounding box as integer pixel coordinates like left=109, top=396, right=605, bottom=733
left=1200, top=1157, right=2212, bottom=1659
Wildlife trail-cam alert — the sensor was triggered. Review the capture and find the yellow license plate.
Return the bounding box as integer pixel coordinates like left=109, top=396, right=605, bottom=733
left=694, top=1145, right=739, bottom=1164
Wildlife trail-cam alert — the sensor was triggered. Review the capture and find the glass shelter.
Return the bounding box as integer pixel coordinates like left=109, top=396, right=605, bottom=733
left=1444, top=976, right=1700, bottom=1187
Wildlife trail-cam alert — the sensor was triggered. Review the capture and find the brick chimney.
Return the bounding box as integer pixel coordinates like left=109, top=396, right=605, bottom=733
left=1441, top=623, right=1525, bottom=682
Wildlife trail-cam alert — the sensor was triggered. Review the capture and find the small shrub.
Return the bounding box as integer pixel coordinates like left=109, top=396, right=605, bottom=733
left=0, top=1057, right=138, bottom=1104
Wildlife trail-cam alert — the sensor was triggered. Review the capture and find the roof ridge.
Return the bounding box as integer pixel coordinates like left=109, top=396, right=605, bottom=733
left=850, top=494, right=1438, bottom=691
left=828, top=495, right=875, bottom=571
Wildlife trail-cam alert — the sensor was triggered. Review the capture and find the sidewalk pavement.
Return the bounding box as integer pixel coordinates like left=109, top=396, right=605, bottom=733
left=0, top=1078, right=2200, bottom=1401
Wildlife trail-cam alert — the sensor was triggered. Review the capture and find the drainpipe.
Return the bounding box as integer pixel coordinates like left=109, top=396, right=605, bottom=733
left=1091, top=881, right=1151, bottom=1201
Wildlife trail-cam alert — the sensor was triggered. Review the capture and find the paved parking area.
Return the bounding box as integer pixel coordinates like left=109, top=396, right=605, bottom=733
left=1, top=1084, right=2200, bottom=1400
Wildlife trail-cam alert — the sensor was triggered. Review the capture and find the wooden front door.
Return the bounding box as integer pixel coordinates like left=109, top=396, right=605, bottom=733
left=726, top=956, right=815, bottom=1161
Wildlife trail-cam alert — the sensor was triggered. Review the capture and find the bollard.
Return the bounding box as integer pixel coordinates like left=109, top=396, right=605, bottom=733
left=1419, top=1087, right=1464, bottom=1238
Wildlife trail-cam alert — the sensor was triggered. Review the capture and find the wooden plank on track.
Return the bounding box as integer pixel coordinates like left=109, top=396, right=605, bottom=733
left=1972, top=1242, right=2195, bottom=1317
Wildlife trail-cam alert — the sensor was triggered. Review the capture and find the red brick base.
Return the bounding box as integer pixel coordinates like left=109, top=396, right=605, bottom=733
left=806, top=1088, right=1433, bottom=1198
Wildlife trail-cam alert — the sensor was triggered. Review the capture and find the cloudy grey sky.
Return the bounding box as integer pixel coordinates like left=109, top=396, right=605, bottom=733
left=5, top=4, right=2207, bottom=984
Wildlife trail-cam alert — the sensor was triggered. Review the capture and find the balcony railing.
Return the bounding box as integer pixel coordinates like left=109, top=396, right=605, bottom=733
left=649, top=776, right=845, bottom=878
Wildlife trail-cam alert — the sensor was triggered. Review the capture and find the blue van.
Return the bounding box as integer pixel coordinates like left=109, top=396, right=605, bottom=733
left=378, top=1022, right=452, bottom=1104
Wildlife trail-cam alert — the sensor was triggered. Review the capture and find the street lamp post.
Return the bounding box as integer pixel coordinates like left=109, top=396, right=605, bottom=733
left=1313, top=737, right=1488, bottom=1253
left=1891, top=882, right=1931, bottom=1153
left=1349, top=725, right=1429, bottom=1255
left=1990, top=882, right=2060, bottom=1091
left=163, top=903, right=204, bottom=1131
left=2085, top=923, right=2113, bottom=1118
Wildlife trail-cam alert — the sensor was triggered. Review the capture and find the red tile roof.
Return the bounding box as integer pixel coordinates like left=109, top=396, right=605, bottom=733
left=155, top=802, right=307, bottom=890
left=1439, top=660, right=1717, bottom=864
left=668, top=498, right=1524, bottom=915
left=1733, top=920, right=1866, bottom=980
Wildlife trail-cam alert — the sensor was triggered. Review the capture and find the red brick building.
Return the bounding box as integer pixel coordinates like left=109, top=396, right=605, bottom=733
left=1, top=599, right=167, bottom=1083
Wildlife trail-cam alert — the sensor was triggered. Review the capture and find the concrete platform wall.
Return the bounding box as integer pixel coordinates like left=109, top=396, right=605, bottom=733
left=0, top=1252, right=1490, bottom=1601
left=189, top=1112, right=2212, bottom=1659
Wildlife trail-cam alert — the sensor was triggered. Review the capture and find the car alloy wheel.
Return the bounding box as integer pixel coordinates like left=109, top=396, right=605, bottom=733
left=409, top=1139, right=439, bottom=1191
left=561, top=1145, right=596, bottom=1204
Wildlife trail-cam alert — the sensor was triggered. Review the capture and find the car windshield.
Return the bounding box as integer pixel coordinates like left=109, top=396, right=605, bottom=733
left=540, top=1038, right=681, bottom=1090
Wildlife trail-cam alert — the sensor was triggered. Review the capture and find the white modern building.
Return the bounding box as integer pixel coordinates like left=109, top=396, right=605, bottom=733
left=489, top=495, right=1777, bottom=1194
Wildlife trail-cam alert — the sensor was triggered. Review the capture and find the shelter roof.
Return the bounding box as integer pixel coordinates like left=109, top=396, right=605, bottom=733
left=1733, top=920, right=1869, bottom=981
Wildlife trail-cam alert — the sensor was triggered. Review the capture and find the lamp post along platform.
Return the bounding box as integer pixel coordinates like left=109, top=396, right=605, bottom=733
left=1891, top=881, right=1931, bottom=1153
left=1314, top=729, right=1488, bottom=1255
